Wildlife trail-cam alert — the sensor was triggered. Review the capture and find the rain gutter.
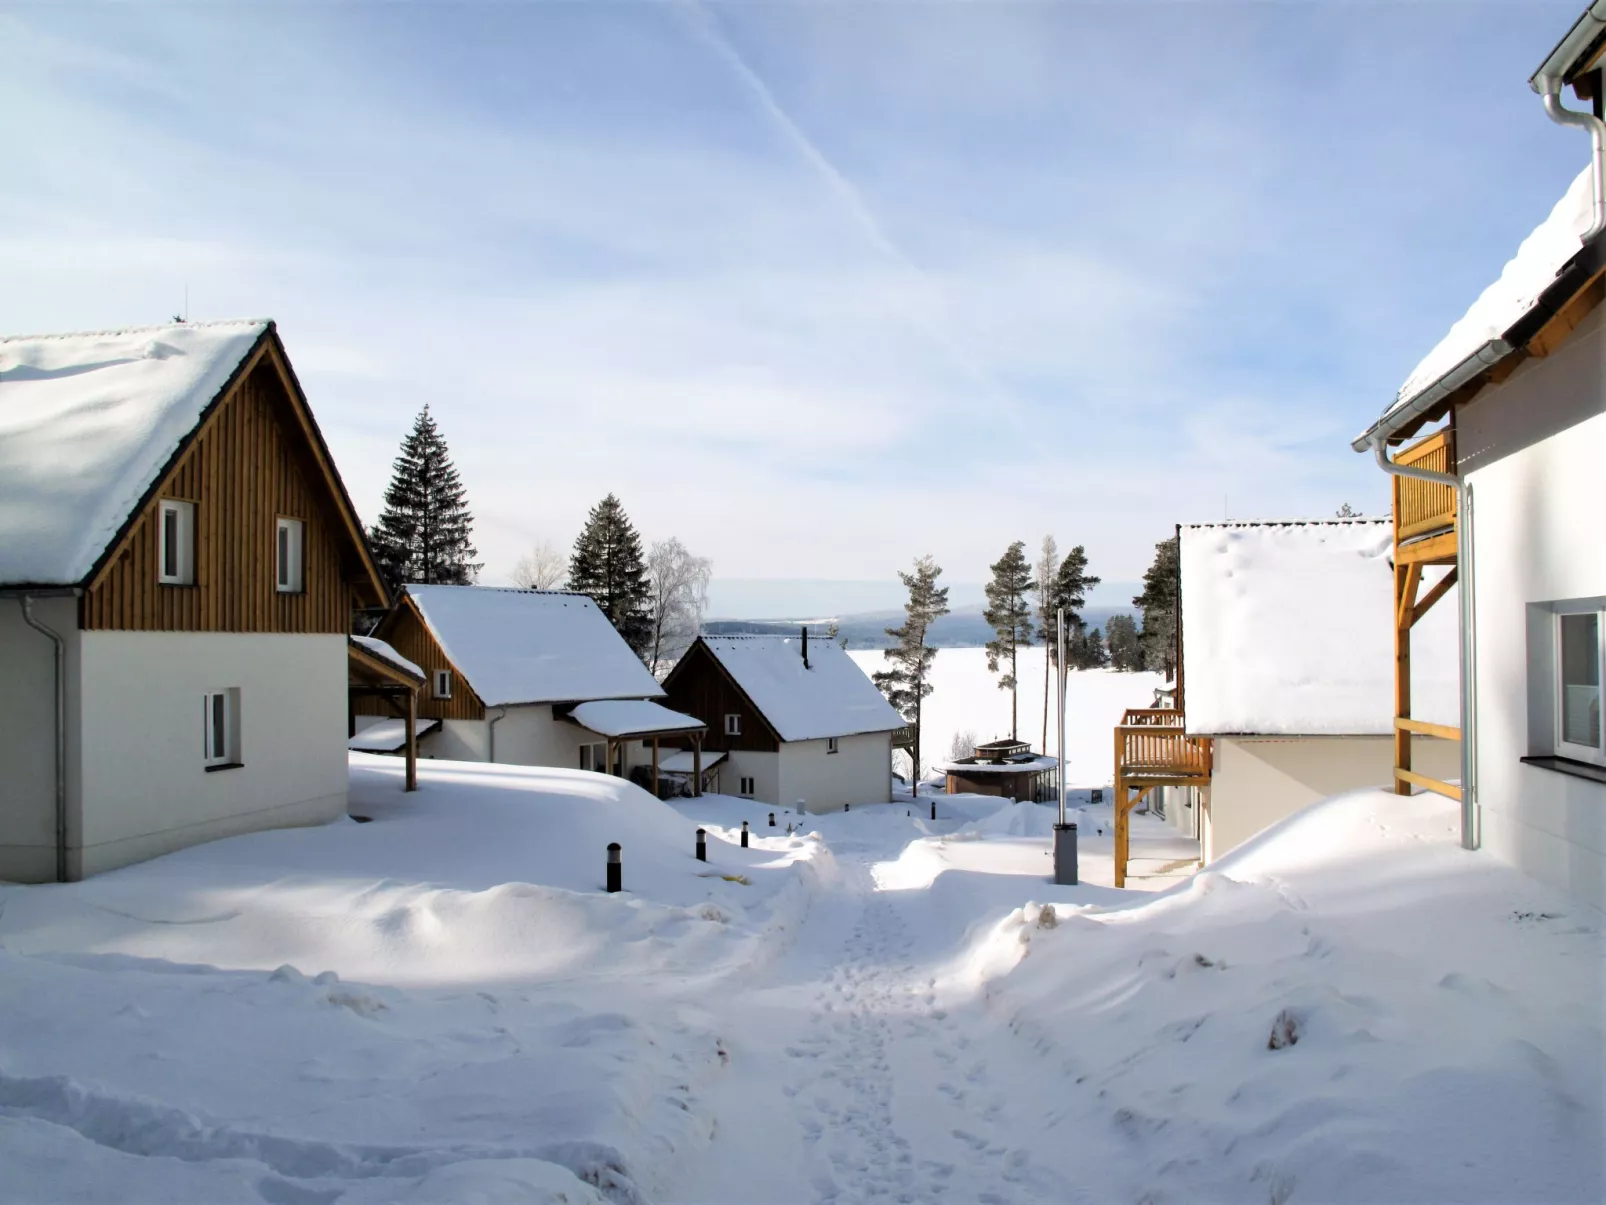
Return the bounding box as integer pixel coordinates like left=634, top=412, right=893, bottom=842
left=18, top=596, right=69, bottom=882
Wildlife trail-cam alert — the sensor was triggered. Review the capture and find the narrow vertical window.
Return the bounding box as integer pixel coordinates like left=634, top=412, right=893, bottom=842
left=158, top=499, right=195, bottom=585
left=276, top=518, right=305, bottom=593
left=724, top=714, right=741, bottom=736
left=827, top=737, right=839, bottom=755
left=434, top=669, right=452, bottom=700
left=1559, top=612, right=1603, bottom=757
left=203, top=689, right=239, bottom=768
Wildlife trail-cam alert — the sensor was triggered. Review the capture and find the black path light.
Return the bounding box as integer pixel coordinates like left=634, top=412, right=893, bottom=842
left=769, top=812, right=775, bottom=827
left=696, top=828, right=707, bottom=862
left=606, top=842, right=622, bottom=893
left=930, top=798, right=937, bottom=821
left=740, top=820, right=749, bottom=848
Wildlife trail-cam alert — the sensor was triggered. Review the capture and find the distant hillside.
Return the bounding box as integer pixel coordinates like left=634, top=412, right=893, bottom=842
left=703, top=604, right=1137, bottom=650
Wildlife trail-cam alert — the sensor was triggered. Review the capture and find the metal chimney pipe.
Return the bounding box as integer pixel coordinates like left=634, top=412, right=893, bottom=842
left=801, top=625, right=810, bottom=669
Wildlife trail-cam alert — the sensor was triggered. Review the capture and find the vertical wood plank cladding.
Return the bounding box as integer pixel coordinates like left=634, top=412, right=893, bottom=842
left=661, top=642, right=781, bottom=752
left=83, top=360, right=352, bottom=634
left=354, top=604, right=486, bottom=721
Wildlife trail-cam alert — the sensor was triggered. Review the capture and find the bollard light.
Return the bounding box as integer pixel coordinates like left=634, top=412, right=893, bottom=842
left=606, top=842, right=622, bottom=893
left=769, top=812, right=775, bottom=827
left=695, top=828, right=707, bottom=862
left=740, top=820, right=749, bottom=849
left=930, top=799, right=937, bottom=821
left=844, top=803, right=850, bottom=812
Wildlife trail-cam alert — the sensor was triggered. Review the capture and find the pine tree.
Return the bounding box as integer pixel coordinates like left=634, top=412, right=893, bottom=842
left=983, top=541, right=1034, bottom=741
left=1035, top=536, right=1058, bottom=755
left=1105, top=613, right=1142, bottom=671
left=1051, top=545, right=1101, bottom=670
left=369, top=405, right=480, bottom=586
left=569, top=494, right=654, bottom=659
left=1134, top=535, right=1180, bottom=679
left=873, top=556, right=950, bottom=794
left=1078, top=626, right=1108, bottom=668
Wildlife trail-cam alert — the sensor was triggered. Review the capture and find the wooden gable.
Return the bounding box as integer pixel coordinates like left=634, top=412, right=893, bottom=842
left=660, top=639, right=781, bottom=752
left=357, top=596, right=486, bottom=722
left=80, top=331, right=387, bottom=633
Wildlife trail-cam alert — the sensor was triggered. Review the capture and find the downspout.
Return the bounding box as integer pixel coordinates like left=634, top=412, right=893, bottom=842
left=19, top=597, right=68, bottom=882
left=488, top=706, right=508, bottom=763
left=1369, top=442, right=1477, bottom=850
left=1538, top=77, right=1606, bottom=239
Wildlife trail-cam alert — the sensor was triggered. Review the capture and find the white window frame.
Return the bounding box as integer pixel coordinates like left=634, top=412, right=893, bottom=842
left=276, top=517, right=305, bottom=594
left=724, top=713, right=741, bottom=737
left=1554, top=608, right=1605, bottom=766
left=739, top=776, right=755, bottom=797
left=433, top=669, right=453, bottom=700
left=158, top=499, right=195, bottom=586
left=203, top=688, right=239, bottom=768
left=827, top=737, right=839, bottom=755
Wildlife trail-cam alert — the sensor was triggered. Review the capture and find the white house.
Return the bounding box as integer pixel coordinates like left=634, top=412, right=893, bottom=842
left=354, top=585, right=707, bottom=787
left=0, top=320, right=390, bottom=882
left=1163, top=520, right=1461, bottom=863
left=661, top=633, right=903, bottom=812
left=1350, top=5, right=1606, bottom=908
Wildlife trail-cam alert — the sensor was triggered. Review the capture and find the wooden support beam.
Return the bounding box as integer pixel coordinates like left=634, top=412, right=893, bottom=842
left=405, top=687, right=418, bottom=793
left=1410, top=566, right=1458, bottom=628
left=1395, top=562, right=1422, bottom=632
left=693, top=734, right=703, bottom=798
left=1395, top=767, right=1462, bottom=802
left=1395, top=529, right=1458, bottom=566
left=652, top=737, right=660, bottom=800
left=1394, top=562, right=1415, bottom=796
left=1395, top=716, right=1461, bottom=741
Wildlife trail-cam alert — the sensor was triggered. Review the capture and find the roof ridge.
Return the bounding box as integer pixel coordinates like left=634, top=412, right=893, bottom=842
left=1182, top=518, right=1387, bottom=530
left=0, top=318, right=272, bottom=346
left=407, top=583, right=592, bottom=598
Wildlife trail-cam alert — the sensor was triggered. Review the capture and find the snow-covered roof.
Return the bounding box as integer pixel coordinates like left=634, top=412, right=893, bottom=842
left=697, top=635, right=905, bottom=741
left=347, top=718, right=440, bottom=752
left=0, top=320, right=271, bottom=586
left=942, top=756, right=1058, bottom=775
left=1369, top=166, right=1592, bottom=442
left=657, top=749, right=727, bottom=774
left=569, top=699, right=706, bottom=738
left=351, top=635, right=423, bottom=681
left=1180, top=521, right=1459, bottom=736
left=405, top=585, right=664, bottom=708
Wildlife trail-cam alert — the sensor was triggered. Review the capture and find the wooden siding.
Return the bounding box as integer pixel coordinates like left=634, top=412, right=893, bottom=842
left=83, top=357, right=361, bottom=633
left=661, top=641, right=780, bottom=752
left=357, top=601, right=486, bottom=721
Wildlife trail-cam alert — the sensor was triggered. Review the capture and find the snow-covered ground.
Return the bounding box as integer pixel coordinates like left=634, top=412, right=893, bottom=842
left=848, top=646, right=1165, bottom=782
left=1, top=755, right=1601, bottom=1203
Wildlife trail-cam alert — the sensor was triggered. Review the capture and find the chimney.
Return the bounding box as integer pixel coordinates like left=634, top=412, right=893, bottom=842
left=801, top=625, right=810, bottom=669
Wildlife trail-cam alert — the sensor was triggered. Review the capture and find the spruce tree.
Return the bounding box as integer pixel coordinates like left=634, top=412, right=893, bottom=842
left=569, top=494, right=654, bottom=659
left=1050, top=545, right=1101, bottom=669
left=1078, top=626, right=1108, bottom=668
left=369, top=405, right=480, bottom=586
left=1133, top=535, right=1180, bottom=679
left=872, top=556, right=950, bottom=793
left=1035, top=536, right=1059, bottom=755
left=1105, top=613, right=1142, bottom=670
left=983, top=540, right=1034, bottom=741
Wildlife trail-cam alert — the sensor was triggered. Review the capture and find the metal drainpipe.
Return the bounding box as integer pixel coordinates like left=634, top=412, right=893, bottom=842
left=19, top=596, right=68, bottom=883
left=1369, top=441, right=1478, bottom=850
left=488, top=706, right=508, bottom=763
left=1538, top=80, right=1606, bottom=239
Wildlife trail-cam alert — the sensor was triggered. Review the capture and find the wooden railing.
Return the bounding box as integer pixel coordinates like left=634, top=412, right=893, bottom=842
left=1114, top=709, right=1213, bottom=778
left=1394, top=430, right=1457, bottom=541
left=891, top=726, right=916, bottom=751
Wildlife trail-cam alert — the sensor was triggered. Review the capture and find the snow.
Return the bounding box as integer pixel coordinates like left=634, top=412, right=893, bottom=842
left=0, top=320, right=270, bottom=586
left=1180, top=520, right=1460, bottom=736
left=0, top=755, right=1599, bottom=1203
left=657, top=750, right=726, bottom=774
left=569, top=699, right=705, bottom=738
left=1387, top=164, right=1592, bottom=421
left=406, top=585, right=665, bottom=707
left=851, top=646, right=1167, bottom=784
left=347, top=717, right=440, bottom=752
left=699, top=635, right=904, bottom=741
left=939, top=755, right=1059, bottom=775
left=351, top=634, right=423, bottom=680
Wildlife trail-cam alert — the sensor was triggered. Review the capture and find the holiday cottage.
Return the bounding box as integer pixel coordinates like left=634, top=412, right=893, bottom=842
left=1347, top=4, right=1606, bottom=909
left=661, top=633, right=903, bottom=812
left=1112, top=520, right=1460, bottom=885
left=0, top=320, right=389, bottom=882
left=355, top=585, right=708, bottom=790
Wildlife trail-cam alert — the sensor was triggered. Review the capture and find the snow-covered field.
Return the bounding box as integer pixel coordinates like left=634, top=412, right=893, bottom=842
left=1, top=751, right=1601, bottom=1203
left=849, top=646, right=1165, bottom=783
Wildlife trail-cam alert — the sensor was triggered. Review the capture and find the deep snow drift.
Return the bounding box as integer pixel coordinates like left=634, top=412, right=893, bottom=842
left=0, top=756, right=1600, bottom=1204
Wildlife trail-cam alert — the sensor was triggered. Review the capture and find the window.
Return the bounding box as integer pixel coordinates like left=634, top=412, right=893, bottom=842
left=203, top=689, right=240, bottom=769
left=276, top=518, right=305, bottom=593
left=1557, top=610, right=1604, bottom=765
left=580, top=742, right=608, bottom=773
left=158, top=499, right=195, bottom=585
left=433, top=670, right=452, bottom=700
left=739, top=776, right=755, bottom=797
left=827, top=737, right=839, bottom=755
left=724, top=713, right=741, bottom=736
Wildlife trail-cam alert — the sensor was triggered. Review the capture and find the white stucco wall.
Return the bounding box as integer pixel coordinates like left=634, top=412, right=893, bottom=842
left=779, top=732, right=893, bottom=814
left=721, top=751, right=780, bottom=806
left=1458, top=314, right=1606, bottom=910
left=1202, top=735, right=1460, bottom=864
left=74, top=632, right=348, bottom=878
left=0, top=596, right=82, bottom=883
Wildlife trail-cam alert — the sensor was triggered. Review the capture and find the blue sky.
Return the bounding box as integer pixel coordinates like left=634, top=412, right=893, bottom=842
left=0, top=0, right=1585, bottom=600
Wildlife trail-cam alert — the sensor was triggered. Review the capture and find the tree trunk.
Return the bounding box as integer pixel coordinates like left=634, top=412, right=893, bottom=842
left=1042, top=635, right=1050, bottom=754
left=1010, top=634, right=1018, bottom=740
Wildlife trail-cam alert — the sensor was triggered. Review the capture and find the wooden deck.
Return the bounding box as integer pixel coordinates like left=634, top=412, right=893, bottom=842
left=1113, top=708, right=1212, bottom=888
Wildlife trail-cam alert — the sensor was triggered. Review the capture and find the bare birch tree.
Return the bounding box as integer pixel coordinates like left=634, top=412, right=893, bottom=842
left=646, top=538, right=712, bottom=677
left=512, top=540, right=568, bottom=590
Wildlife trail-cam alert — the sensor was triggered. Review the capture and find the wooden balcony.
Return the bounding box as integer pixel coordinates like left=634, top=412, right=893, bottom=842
left=1394, top=429, right=1458, bottom=565
left=1113, top=708, right=1212, bottom=887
